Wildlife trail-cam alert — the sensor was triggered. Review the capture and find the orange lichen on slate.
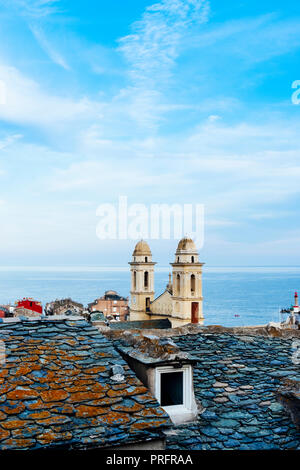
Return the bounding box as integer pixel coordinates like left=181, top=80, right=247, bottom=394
left=40, top=390, right=69, bottom=402
left=75, top=405, right=108, bottom=418
left=1, top=403, right=26, bottom=415
left=97, top=411, right=131, bottom=426
left=7, top=389, right=39, bottom=400
left=0, top=428, right=10, bottom=440
left=68, top=391, right=106, bottom=402
left=36, top=430, right=73, bottom=445
left=1, top=419, right=28, bottom=430
left=130, top=419, right=168, bottom=432
left=0, top=319, right=170, bottom=450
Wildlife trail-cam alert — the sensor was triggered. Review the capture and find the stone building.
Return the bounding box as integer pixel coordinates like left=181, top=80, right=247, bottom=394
left=88, top=291, right=129, bottom=322
left=45, top=298, right=84, bottom=317
left=129, top=238, right=204, bottom=327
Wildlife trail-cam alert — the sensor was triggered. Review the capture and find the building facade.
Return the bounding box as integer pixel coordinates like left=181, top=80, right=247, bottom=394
left=88, top=290, right=129, bottom=322
left=45, top=298, right=84, bottom=317
left=14, top=298, right=43, bottom=317
left=129, top=238, right=204, bottom=327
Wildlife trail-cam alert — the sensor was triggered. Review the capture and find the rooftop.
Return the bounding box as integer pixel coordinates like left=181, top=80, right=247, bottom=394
left=0, top=317, right=170, bottom=450
left=166, top=330, right=300, bottom=450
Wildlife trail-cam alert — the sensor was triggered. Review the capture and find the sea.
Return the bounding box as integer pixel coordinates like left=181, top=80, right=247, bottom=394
left=0, top=266, right=299, bottom=328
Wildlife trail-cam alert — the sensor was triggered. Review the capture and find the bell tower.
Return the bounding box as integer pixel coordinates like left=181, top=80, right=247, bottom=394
left=129, top=240, right=156, bottom=321
left=171, top=237, right=204, bottom=323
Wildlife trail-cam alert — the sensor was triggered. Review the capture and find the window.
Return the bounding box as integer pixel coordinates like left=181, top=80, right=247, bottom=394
left=144, top=271, right=149, bottom=288
left=145, top=257, right=148, bottom=262
left=191, top=274, right=196, bottom=294
left=155, top=365, right=192, bottom=416
left=191, top=256, right=194, bottom=263
left=133, top=271, right=137, bottom=290
left=176, top=274, right=180, bottom=296
left=161, top=372, right=183, bottom=406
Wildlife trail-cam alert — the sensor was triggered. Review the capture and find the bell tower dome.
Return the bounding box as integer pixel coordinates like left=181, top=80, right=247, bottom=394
left=129, top=240, right=156, bottom=320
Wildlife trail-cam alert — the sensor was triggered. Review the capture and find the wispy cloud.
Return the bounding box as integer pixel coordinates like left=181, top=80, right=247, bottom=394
left=117, top=0, right=210, bottom=128
left=30, top=25, right=70, bottom=70
left=0, top=0, right=60, bottom=18
left=193, top=13, right=300, bottom=63
left=119, top=0, right=210, bottom=86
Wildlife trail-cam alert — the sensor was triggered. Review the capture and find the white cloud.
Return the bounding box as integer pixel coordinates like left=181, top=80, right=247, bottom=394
left=0, top=64, right=103, bottom=130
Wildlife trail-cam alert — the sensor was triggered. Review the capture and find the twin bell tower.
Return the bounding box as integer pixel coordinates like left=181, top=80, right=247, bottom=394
left=129, top=238, right=204, bottom=327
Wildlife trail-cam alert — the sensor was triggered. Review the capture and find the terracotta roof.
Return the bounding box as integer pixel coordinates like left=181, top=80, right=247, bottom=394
left=0, top=317, right=170, bottom=450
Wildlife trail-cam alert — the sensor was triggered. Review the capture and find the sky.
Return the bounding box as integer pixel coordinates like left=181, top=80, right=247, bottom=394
left=0, top=0, right=300, bottom=267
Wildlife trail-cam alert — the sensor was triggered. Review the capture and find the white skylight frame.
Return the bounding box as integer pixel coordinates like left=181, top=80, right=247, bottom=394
left=155, top=364, right=192, bottom=416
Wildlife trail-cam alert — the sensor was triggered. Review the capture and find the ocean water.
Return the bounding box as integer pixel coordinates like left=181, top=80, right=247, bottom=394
left=0, top=266, right=299, bottom=327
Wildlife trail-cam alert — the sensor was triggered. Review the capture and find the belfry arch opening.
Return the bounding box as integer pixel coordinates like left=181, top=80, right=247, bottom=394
left=191, top=274, right=196, bottom=294
left=176, top=274, right=180, bottom=296
left=144, top=271, right=149, bottom=289
left=133, top=271, right=137, bottom=290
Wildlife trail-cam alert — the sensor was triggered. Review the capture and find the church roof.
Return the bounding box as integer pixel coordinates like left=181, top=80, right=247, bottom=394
left=133, top=240, right=152, bottom=256
left=176, top=237, right=197, bottom=253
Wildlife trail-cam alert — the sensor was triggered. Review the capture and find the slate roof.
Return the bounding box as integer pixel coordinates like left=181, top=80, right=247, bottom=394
left=166, top=332, right=300, bottom=450
left=0, top=317, right=170, bottom=451
left=110, top=319, right=172, bottom=331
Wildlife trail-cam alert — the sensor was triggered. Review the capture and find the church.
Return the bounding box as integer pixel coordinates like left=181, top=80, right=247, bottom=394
left=129, top=237, right=204, bottom=327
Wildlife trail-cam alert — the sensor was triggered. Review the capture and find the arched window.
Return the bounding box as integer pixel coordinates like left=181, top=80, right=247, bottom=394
left=176, top=274, right=180, bottom=296
left=144, top=271, right=149, bottom=288
left=177, top=257, right=180, bottom=263
left=191, top=274, right=196, bottom=294
left=145, top=257, right=148, bottom=262
left=133, top=271, right=137, bottom=290
left=191, top=256, right=194, bottom=263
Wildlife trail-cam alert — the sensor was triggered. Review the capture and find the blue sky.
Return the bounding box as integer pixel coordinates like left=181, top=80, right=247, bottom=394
left=0, top=0, right=300, bottom=266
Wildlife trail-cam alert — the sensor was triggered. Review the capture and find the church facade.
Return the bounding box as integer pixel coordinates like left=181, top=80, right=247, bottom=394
left=129, top=237, right=204, bottom=327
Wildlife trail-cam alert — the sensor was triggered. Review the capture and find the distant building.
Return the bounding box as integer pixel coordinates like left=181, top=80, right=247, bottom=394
left=14, top=298, right=42, bottom=317
left=45, top=298, right=84, bottom=317
left=0, top=306, right=11, bottom=318
left=129, top=238, right=204, bottom=327
left=281, top=292, right=300, bottom=328
left=88, top=290, right=129, bottom=322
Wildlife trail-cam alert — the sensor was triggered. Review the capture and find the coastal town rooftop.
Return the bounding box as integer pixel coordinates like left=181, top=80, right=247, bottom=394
left=0, top=316, right=299, bottom=450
